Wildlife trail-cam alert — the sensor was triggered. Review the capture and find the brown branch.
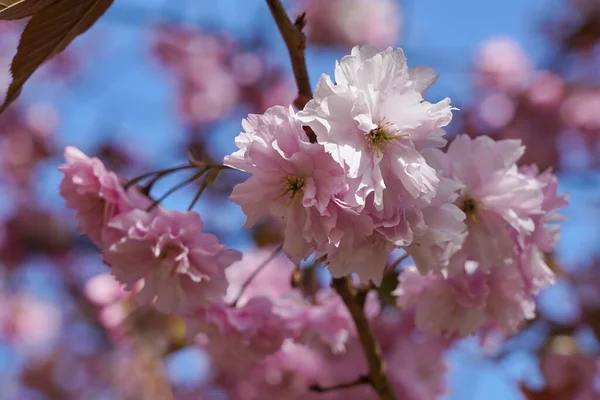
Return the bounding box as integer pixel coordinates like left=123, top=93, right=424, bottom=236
left=332, top=277, right=396, bottom=400
left=310, top=375, right=370, bottom=393
left=265, top=0, right=312, bottom=110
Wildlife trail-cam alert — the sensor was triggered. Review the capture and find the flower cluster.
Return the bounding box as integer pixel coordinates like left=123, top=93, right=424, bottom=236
left=59, top=147, right=241, bottom=314
left=395, top=135, right=568, bottom=337
left=58, top=44, right=569, bottom=399
left=226, top=45, right=567, bottom=338
left=226, top=46, right=458, bottom=285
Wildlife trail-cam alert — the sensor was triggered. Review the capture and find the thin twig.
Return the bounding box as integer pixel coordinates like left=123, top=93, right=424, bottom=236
left=187, top=168, right=223, bottom=211
left=124, top=164, right=196, bottom=190
left=187, top=180, right=210, bottom=211
left=310, top=375, right=370, bottom=393
left=231, top=244, right=284, bottom=307
left=332, top=277, right=396, bottom=400
left=147, top=167, right=210, bottom=211
left=265, top=0, right=312, bottom=110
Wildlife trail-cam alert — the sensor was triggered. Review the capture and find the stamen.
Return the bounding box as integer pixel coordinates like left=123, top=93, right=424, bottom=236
left=460, top=197, right=479, bottom=224
left=366, top=120, right=407, bottom=156
left=276, top=175, right=305, bottom=202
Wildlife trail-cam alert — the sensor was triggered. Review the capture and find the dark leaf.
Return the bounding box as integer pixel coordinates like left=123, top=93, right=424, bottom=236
left=0, top=0, right=113, bottom=113
left=0, top=0, right=55, bottom=20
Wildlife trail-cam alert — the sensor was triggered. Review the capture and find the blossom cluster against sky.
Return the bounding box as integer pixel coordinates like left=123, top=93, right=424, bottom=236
left=12, top=0, right=592, bottom=399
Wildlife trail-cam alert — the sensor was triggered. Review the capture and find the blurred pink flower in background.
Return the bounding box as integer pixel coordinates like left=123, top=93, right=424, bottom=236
left=0, top=292, right=62, bottom=354
left=526, top=71, right=566, bottom=109
left=187, top=297, right=293, bottom=373
left=561, top=88, right=600, bottom=131
left=152, top=25, right=240, bottom=125
left=222, top=339, right=327, bottom=400
left=474, top=36, right=534, bottom=93
left=476, top=93, right=516, bottom=129
left=301, top=0, right=402, bottom=48
left=0, top=103, right=58, bottom=187
left=14, top=294, right=62, bottom=352
left=257, top=78, right=296, bottom=112
left=84, top=273, right=130, bottom=329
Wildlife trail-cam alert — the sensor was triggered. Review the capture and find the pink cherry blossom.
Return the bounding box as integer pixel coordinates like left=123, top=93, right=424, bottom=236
left=59, top=146, right=150, bottom=246
left=395, top=264, right=538, bottom=337
left=224, top=105, right=375, bottom=277
left=426, top=134, right=544, bottom=273
left=186, top=297, right=292, bottom=373
left=297, top=46, right=453, bottom=211
left=103, top=208, right=241, bottom=314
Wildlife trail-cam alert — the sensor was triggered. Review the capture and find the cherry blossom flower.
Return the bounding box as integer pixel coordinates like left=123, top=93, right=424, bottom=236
left=395, top=264, right=538, bottom=337
left=225, top=48, right=461, bottom=284
left=297, top=46, right=453, bottom=211
left=426, top=134, right=544, bottom=273
left=103, top=208, right=241, bottom=314
left=224, top=105, right=375, bottom=275
left=59, top=146, right=149, bottom=247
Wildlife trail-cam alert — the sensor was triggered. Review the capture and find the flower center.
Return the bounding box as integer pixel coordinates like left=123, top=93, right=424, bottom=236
left=277, top=175, right=305, bottom=201
left=367, top=120, right=401, bottom=156
left=157, top=243, right=183, bottom=262
left=460, top=197, right=479, bottom=223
